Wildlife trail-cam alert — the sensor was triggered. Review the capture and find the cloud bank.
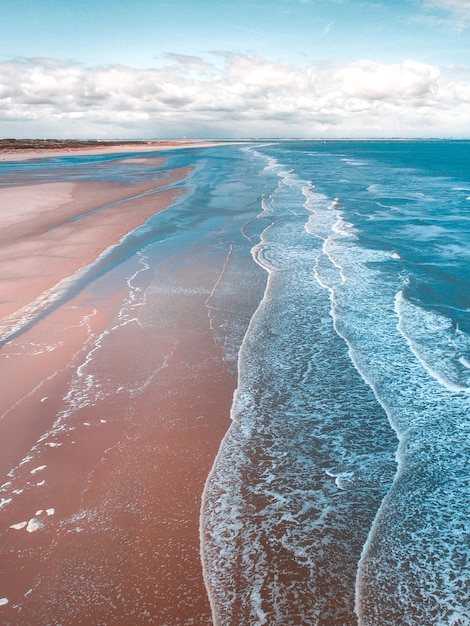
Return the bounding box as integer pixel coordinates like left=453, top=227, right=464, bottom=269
left=1, top=54, right=469, bottom=138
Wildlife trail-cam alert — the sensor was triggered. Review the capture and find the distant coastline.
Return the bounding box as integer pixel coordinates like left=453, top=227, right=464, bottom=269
left=0, top=138, right=228, bottom=162
left=0, top=138, right=152, bottom=150
left=2, top=136, right=466, bottom=163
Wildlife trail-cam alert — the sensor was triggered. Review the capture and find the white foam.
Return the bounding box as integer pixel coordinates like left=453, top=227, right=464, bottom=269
left=26, top=518, right=42, bottom=533
left=332, top=217, right=355, bottom=237
left=459, top=356, right=470, bottom=369
left=0, top=598, right=8, bottom=606
left=395, top=291, right=470, bottom=393
left=0, top=268, right=89, bottom=343
left=18, top=454, right=33, bottom=467
left=9, top=521, right=27, bottom=530
left=341, top=157, right=366, bottom=166
left=30, top=465, right=46, bottom=474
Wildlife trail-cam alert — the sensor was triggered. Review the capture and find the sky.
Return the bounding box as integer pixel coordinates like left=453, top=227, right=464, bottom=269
left=0, top=0, right=470, bottom=138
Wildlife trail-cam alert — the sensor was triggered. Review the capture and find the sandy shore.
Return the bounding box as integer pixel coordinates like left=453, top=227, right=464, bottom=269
left=0, top=150, right=237, bottom=623
left=0, top=140, right=228, bottom=162
left=0, top=168, right=190, bottom=333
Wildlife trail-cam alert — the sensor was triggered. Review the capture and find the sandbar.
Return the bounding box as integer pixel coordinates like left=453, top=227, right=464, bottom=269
left=0, top=140, right=228, bottom=162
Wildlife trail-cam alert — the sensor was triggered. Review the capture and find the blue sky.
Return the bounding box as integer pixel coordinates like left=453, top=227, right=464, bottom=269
left=0, top=0, right=470, bottom=138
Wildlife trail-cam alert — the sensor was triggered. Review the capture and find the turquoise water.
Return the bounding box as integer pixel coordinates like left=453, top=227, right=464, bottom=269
left=201, top=141, right=470, bottom=625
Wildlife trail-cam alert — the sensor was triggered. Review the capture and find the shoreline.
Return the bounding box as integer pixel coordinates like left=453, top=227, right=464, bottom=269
left=0, top=166, right=191, bottom=331
left=0, top=140, right=233, bottom=162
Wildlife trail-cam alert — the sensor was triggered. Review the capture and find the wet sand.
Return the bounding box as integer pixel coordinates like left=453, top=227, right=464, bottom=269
left=0, top=170, right=189, bottom=330
left=0, top=152, right=236, bottom=624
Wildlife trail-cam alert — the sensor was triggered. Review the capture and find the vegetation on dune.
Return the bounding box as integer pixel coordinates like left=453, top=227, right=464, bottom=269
left=0, top=138, right=160, bottom=151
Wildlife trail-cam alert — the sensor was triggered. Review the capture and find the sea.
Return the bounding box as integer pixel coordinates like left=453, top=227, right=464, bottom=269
left=2, top=140, right=470, bottom=625
left=196, top=140, right=470, bottom=626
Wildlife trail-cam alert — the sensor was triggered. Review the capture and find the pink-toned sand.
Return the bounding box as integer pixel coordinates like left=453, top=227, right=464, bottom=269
left=0, top=153, right=235, bottom=624
left=0, top=172, right=187, bottom=324
left=0, top=140, right=228, bottom=162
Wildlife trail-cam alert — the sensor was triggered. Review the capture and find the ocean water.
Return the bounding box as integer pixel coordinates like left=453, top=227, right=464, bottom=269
left=200, top=140, right=470, bottom=625
left=2, top=141, right=470, bottom=624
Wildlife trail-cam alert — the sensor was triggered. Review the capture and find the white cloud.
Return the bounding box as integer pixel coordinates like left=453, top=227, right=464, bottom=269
left=337, top=60, right=440, bottom=100
left=422, top=0, right=470, bottom=29
left=0, top=54, right=469, bottom=138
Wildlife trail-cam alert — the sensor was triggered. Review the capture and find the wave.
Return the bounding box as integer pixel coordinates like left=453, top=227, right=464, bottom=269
left=202, top=141, right=470, bottom=624
left=395, top=291, right=470, bottom=393
left=202, top=146, right=396, bottom=625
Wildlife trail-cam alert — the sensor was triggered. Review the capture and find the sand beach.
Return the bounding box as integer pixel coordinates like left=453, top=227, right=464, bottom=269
left=0, top=140, right=225, bottom=162
left=0, top=143, right=237, bottom=624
